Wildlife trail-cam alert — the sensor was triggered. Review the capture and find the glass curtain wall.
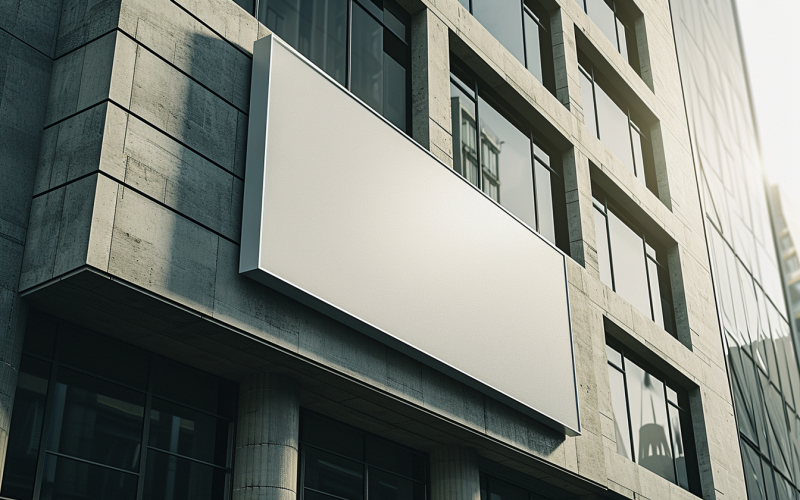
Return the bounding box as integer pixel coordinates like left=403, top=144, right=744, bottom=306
left=245, top=0, right=410, bottom=132
left=450, top=59, right=568, bottom=251
left=605, top=343, right=701, bottom=493
left=0, top=315, right=236, bottom=500
left=457, top=0, right=556, bottom=94
left=574, top=0, right=640, bottom=74
left=299, top=412, right=427, bottom=500
left=593, top=187, right=676, bottom=335
left=579, top=54, right=657, bottom=195
left=671, top=1, right=800, bottom=499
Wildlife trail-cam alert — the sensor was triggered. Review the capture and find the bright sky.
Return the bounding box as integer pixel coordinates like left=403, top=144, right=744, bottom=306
left=736, top=0, right=800, bottom=213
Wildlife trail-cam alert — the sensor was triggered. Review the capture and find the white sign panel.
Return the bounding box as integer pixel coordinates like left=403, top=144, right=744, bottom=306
left=241, top=35, right=580, bottom=435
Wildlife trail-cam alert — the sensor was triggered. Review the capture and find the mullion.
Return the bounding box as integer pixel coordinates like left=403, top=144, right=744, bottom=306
left=146, top=446, right=231, bottom=471
left=642, top=236, right=657, bottom=322
left=31, top=357, right=59, bottom=500
left=136, top=358, right=154, bottom=500
left=43, top=450, right=139, bottom=477
left=620, top=355, right=636, bottom=465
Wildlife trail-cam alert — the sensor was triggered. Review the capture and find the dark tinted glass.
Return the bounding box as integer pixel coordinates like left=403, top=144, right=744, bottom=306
left=352, top=3, right=384, bottom=114
left=478, top=96, right=536, bottom=228
left=259, top=0, right=348, bottom=85
left=58, top=327, right=148, bottom=389
left=472, top=0, right=525, bottom=64
left=625, top=361, right=674, bottom=482
left=149, top=397, right=231, bottom=466
left=608, top=364, right=631, bottom=458
left=366, top=436, right=425, bottom=481
left=488, top=479, right=527, bottom=500
left=151, top=358, right=234, bottom=418
left=46, top=368, right=145, bottom=472
left=39, top=454, right=138, bottom=500
left=304, top=446, right=365, bottom=500
left=742, top=441, right=766, bottom=500
left=384, top=53, right=407, bottom=131
left=0, top=356, right=50, bottom=500
left=144, top=449, right=228, bottom=500
left=368, top=468, right=424, bottom=500
left=302, top=412, right=364, bottom=460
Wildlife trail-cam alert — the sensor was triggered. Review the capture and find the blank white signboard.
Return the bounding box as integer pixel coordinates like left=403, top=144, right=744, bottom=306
left=240, top=35, right=580, bottom=435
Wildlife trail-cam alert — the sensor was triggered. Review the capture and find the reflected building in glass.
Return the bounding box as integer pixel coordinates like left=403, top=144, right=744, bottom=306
left=672, top=1, right=800, bottom=498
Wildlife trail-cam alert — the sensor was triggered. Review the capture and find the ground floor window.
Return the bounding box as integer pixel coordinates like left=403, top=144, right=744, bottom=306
left=0, top=314, right=237, bottom=500
left=299, top=411, right=427, bottom=500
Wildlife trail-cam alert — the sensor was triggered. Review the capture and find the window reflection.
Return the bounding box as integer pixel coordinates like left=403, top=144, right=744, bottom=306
left=450, top=60, right=568, bottom=252
left=575, top=0, right=641, bottom=73
left=606, top=344, right=699, bottom=491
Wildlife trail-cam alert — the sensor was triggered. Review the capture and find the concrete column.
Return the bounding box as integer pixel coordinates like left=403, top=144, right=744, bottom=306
left=563, top=149, right=598, bottom=275
left=429, top=446, right=481, bottom=500
left=551, top=9, right=582, bottom=118
left=233, top=373, right=300, bottom=500
left=411, top=8, right=453, bottom=167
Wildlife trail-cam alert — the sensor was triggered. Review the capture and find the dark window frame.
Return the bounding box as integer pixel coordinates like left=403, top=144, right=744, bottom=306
left=575, top=0, right=641, bottom=75
left=450, top=57, right=570, bottom=253
left=248, top=0, right=412, bottom=133
left=0, top=318, right=237, bottom=500
left=298, top=410, right=428, bottom=500
left=605, top=340, right=702, bottom=494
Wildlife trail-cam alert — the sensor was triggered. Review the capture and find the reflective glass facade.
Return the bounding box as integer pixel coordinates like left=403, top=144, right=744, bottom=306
left=671, top=1, right=800, bottom=498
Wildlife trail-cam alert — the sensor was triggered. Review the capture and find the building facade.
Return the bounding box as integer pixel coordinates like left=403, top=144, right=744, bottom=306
left=0, top=0, right=794, bottom=499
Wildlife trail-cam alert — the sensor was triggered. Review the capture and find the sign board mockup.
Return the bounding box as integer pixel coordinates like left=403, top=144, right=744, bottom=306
left=240, top=35, right=580, bottom=435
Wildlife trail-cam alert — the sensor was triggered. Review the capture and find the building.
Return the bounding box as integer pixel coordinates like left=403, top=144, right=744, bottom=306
left=0, top=0, right=796, bottom=499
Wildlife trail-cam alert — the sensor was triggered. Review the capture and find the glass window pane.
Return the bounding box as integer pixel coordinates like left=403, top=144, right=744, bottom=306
left=144, top=449, right=229, bottom=500
left=585, top=0, right=617, bottom=48
left=488, top=478, right=527, bottom=500
left=741, top=440, right=766, bottom=500
left=608, top=211, right=651, bottom=317
left=151, top=358, right=234, bottom=419
left=523, top=11, right=543, bottom=82
left=647, top=257, right=664, bottom=328
left=595, top=83, right=635, bottom=173
left=0, top=356, right=50, bottom=500
left=626, top=360, right=675, bottom=482
left=383, top=8, right=408, bottom=43
left=304, top=446, right=365, bottom=500
left=40, top=453, right=138, bottom=500
left=606, top=345, right=622, bottom=367
left=616, top=18, right=628, bottom=59
left=472, top=0, right=525, bottom=65
left=478, top=96, right=536, bottom=228
left=669, top=405, right=689, bottom=489
left=579, top=69, right=598, bottom=138
left=366, top=436, right=425, bottom=482
left=259, top=0, right=348, bottom=86
left=594, top=208, right=613, bottom=288
left=451, top=81, right=479, bottom=187
left=303, top=412, right=364, bottom=461
left=58, top=328, right=148, bottom=390
left=631, top=125, right=646, bottom=184
left=46, top=368, right=145, bottom=472
left=352, top=3, right=384, bottom=114
left=368, top=468, right=423, bottom=500
left=608, top=365, right=632, bottom=459
left=535, top=162, right=555, bottom=244
left=232, top=0, right=254, bottom=14
left=149, top=397, right=231, bottom=467
left=383, top=53, right=407, bottom=132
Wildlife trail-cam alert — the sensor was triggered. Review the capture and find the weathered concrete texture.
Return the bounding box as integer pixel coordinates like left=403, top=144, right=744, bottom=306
left=0, top=2, right=57, bottom=484
left=430, top=446, right=480, bottom=500
left=234, top=373, right=300, bottom=500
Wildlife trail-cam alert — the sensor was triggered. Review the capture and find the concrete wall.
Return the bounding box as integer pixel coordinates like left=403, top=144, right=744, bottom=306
left=4, top=0, right=744, bottom=499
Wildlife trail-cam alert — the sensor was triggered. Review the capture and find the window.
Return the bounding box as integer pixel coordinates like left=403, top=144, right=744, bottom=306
left=575, top=0, right=641, bottom=74
left=480, top=474, right=548, bottom=500
left=580, top=54, right=657, bottom=195
left=299, top=412, right=427, bottom=500
left=0, top=316, right=236, bottom=500
left=606, top=342, right=701, bottom=493
left=450, top=58, right=569, bottom=252
left=248, top=0, right=411, bottom=132
left=458, top=0, right=556, bottom=94
left=594, top=187, right=676, bottom=335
